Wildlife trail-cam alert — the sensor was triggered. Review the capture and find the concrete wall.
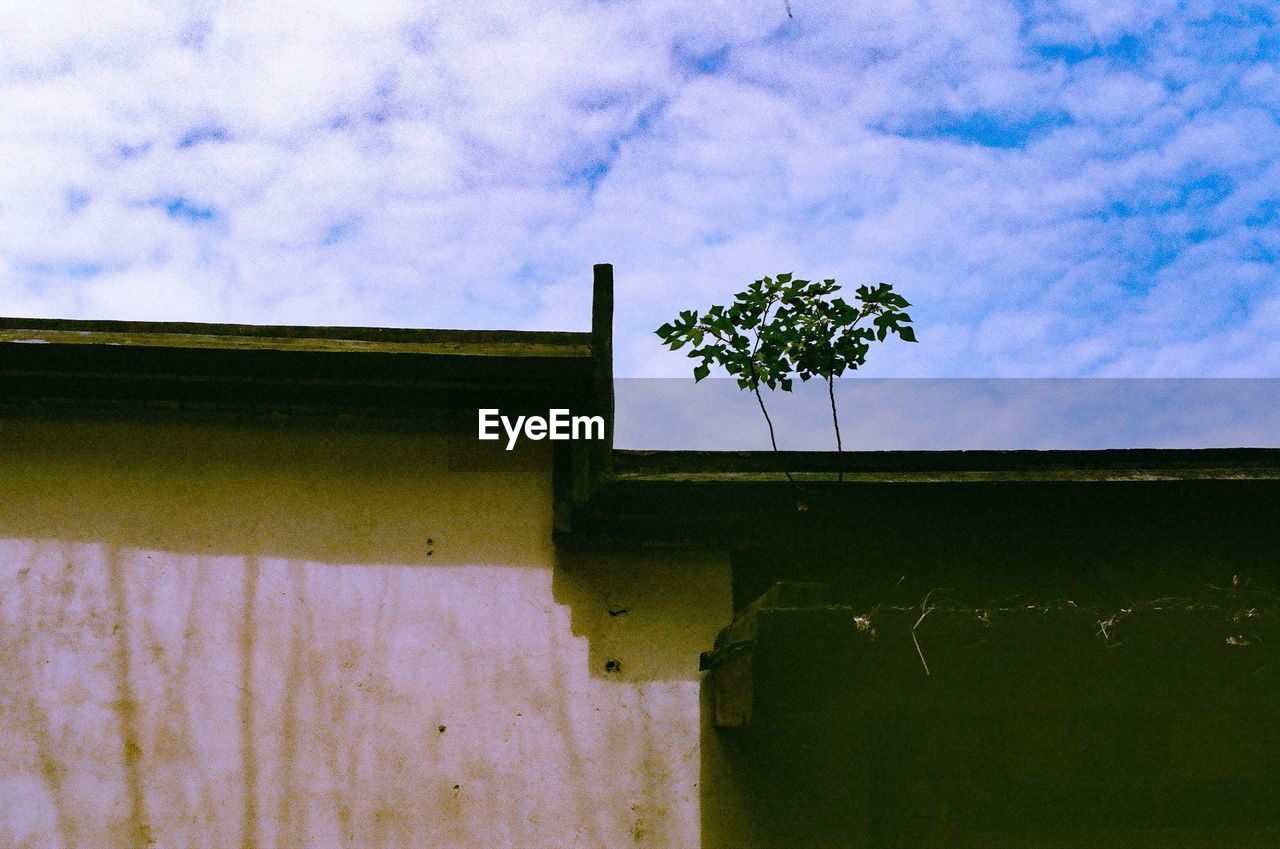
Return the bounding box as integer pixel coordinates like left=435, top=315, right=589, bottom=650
left=0, top=416, right=731, bottom=849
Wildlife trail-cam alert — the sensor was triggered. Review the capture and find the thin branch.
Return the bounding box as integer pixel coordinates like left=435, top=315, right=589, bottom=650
left=826, top=310, right=868, bottom=483
left=912, top=594, right=937, bottom=676
left=911, top=628, right=930, bottom=677
left=753, top=386, right=781, bottom=453
left=828, top=374, right=843, bottom=480
left=752, top=385, right=796, bottom=484
left=747, top=293, right=795, bottom=484
left=749, top=295, right=775, bottom=363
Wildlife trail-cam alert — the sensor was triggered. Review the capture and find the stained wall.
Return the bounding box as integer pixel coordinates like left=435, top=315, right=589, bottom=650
left=0, top=415, right=731, bottom=849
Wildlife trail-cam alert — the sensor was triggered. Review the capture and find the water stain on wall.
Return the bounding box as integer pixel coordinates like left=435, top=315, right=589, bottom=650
left=0, top=417, right=729, bottom=849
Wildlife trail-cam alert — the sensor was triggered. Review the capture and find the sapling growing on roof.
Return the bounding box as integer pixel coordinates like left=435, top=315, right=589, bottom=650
left=655, top=274, right=916, bottom=473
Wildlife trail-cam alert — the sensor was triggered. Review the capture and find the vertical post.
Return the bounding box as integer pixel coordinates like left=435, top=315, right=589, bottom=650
left=554, top=263, right=616, bottom=536
left=590, top=263, right=615, bottom=480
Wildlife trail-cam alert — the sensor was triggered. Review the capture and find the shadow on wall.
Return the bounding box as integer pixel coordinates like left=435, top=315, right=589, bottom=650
left=699, top=679, right=873, bottom=849
left=692, top=473, right=1280, bottom=849
left=554, top=546, right=884, bottom=848
left=698, top=668, right=1280, bottom=849
left=552, top=548, right=729, bottom=683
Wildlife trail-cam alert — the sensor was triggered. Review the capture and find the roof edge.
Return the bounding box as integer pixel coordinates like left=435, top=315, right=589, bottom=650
left=0, top=317, right=592, bottom=358
left=611, top=447, right=1280, bottom=482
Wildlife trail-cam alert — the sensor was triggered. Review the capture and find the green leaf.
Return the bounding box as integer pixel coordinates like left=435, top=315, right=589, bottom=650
left=657, top=275, right=917, bottom=450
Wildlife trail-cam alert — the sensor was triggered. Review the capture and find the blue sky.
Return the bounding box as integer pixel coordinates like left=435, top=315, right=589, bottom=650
left=616, top=378, right=1280, bottom=448
left=0, top=0, right=1277, bottom=376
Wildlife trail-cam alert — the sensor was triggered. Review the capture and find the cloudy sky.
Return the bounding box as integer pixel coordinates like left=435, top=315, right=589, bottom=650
left=1, top=1, right=1277, bottom=376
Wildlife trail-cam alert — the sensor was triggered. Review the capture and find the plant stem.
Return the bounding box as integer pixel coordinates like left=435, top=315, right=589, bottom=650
left=827, top=374, right=843, bottom=482
left=747, top=294, right=795, bottom=483
left=753, top=386, right=794, bottom=484
left=747, top=294, right=793, bottom=484
left=748, top=297, right=778, bottom=451
left=754, top=386, right=780, bottom=452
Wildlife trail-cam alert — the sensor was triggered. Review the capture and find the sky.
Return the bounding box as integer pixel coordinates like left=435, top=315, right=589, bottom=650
left=615, top=378, right=1280, bottom=448
left=0, top=0, right=1277, bottom=377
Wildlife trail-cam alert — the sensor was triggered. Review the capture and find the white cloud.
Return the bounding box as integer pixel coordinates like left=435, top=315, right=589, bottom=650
left=0, top=0, right=1275, bottom=376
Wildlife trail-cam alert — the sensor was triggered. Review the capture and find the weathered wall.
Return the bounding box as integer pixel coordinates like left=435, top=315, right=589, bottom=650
left=0, top=416, right=731, bottom=849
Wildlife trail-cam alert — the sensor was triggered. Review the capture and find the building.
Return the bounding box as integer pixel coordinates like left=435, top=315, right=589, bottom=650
left=3, top=265, right=1279, bottom=848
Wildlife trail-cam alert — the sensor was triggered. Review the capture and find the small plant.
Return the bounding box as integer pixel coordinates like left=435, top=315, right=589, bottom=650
left=655, top=274, right=916, bottom=464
